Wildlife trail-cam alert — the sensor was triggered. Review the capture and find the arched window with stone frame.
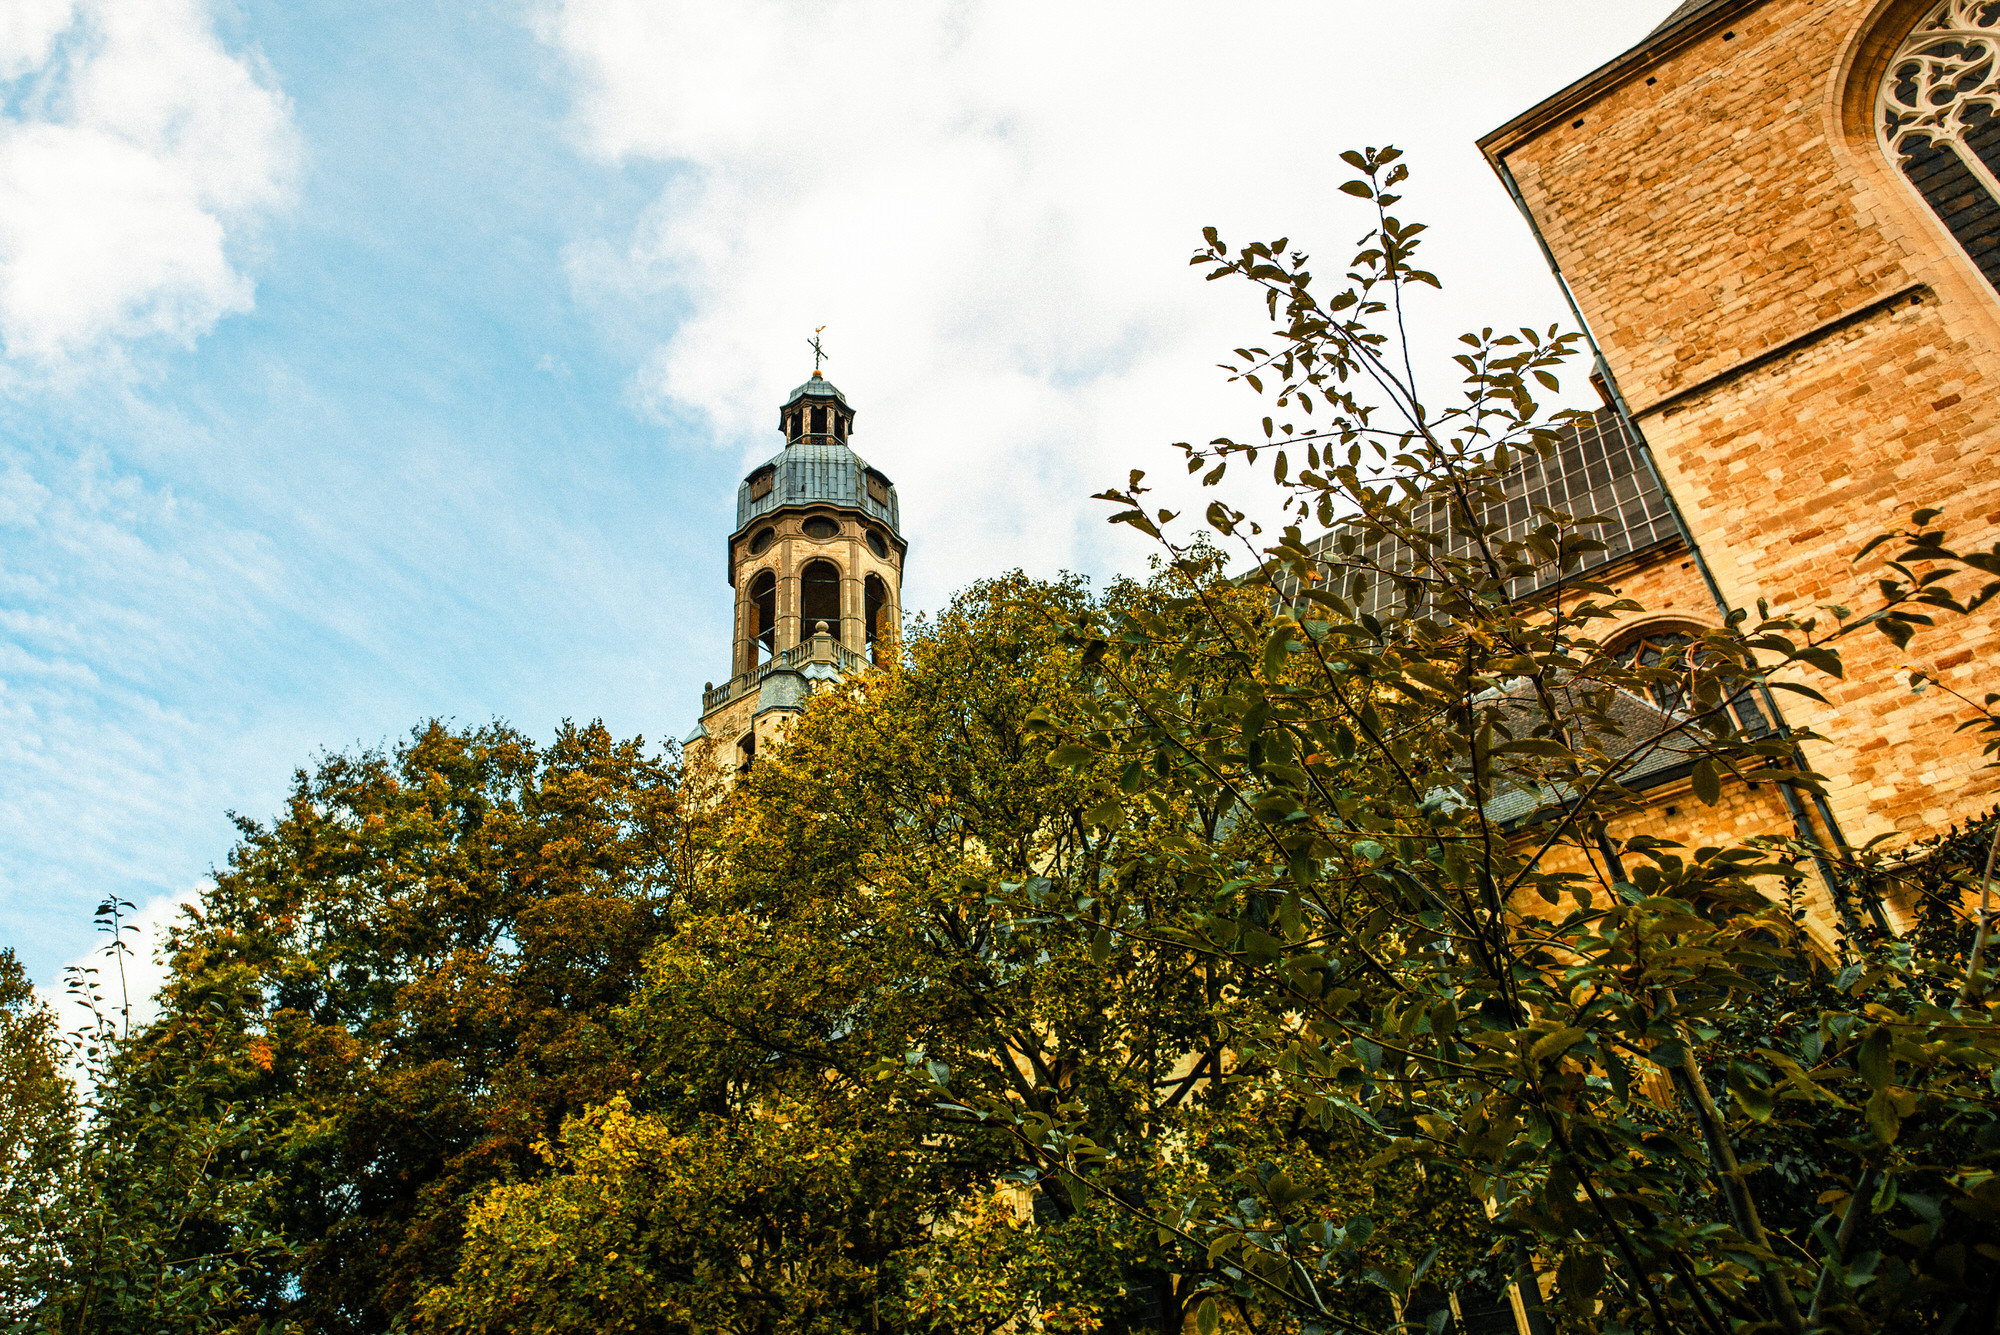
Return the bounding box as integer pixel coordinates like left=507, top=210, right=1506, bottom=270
left=749, top=569, right=777, bottom=665
left=864, top=574, right=889, bottom=663
left=1879, top=0, right=2000, bottom=291
left=1608, top=624, right=1771, bottom=736
left=800, top=560, right=841, bottom=639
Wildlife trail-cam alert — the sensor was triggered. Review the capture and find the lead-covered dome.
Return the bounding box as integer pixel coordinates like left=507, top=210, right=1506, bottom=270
left=735, top=443, right=900, bottom=534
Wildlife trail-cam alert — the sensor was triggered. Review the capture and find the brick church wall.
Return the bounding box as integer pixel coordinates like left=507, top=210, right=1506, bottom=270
left=1484, top=0, right=2000, bottom=852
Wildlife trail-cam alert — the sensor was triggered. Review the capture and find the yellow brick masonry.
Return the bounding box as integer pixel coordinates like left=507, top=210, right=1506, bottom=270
left=1483, top=0, right=2000, bottom=855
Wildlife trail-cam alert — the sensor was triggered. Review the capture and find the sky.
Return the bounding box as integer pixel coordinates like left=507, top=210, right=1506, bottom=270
left=2, top=0, right=1672, bottom=1013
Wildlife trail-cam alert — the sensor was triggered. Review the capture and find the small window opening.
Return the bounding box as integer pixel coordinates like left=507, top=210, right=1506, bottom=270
left=810, top=405, right=828, bottom=434
left=1614, top=630, right=1696, bottom=711
left=737, top=733, right=755, bottom=774
left=865, top=470, right=890, bottom=505
left=867, top=529, right=889, bottom=559
left=1613, top=628, right=1769, bottom=733
left=749, top=526, right=775, bottom=556
left=804, top=516, right=839, bottom=540
left=749, top=466, right=775, bottom=501
left=751, top=570, right=777, bottom=664
left=865, top=574, right=888, bottom=663
left=802, top=559, right=841, bottom=632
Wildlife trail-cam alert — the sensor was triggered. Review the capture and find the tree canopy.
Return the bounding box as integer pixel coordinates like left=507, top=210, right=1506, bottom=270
left=12, top=147, right=2000, bottom=1335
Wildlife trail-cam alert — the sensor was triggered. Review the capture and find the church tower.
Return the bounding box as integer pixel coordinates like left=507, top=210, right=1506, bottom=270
left=690, top=370, right=906, bottom=773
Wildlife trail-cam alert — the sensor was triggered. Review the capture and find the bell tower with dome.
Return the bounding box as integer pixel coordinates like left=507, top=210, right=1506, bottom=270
left=688, top=368, right=907, bottom=774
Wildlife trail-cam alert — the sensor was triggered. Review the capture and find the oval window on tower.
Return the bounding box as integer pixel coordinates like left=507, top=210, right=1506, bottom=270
left=803, top=516, right=839, bottom=540
left=748, top=526, right=775, bottom=555
left=867, top=529, right=889, bottom=559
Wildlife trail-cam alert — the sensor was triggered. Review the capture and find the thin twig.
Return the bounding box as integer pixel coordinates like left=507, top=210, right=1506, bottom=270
left=1959, top=820, right=2000, bottom=1005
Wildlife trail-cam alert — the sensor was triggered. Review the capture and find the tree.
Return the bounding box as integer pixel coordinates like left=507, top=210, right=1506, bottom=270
left=1025, top=147, right=2000, bottom=1333
left=0, top=948, right=73, bottom=1323
left=107, top=719, right=712, bottom=1333
left=419, top=572, right=1486, bottom=1334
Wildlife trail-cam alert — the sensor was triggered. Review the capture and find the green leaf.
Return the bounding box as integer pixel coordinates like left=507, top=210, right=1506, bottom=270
left=1558, top=1250, right=1606, bottom=1320
left=1048, top=744, right=1094, bottom=771
left=1264, top=621, right=1297, bottom=679
left=1196, top=1297, right=1221, bottom=1335
left=1857, top=1026, right=1892, bottom=1091
left=1339, top=180, right=1374, bottom=198
left=1691, top=758, right=1721, bottom=806
left=1530, top=1027, right=1586, bottom=1063
left=1084, top=797, right=1127, bottom=830
left=1089, top=926, right=1113, bottom=967
left=1866, top=1087, right=1902, bottom=1144
left=1727, top=1064, right=1775, bottom=1121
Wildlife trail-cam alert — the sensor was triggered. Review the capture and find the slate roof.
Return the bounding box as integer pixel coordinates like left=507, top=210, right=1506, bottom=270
left=736, top=441, right=900, bottom=534
left=1479, top=676, right=1746, bottom=825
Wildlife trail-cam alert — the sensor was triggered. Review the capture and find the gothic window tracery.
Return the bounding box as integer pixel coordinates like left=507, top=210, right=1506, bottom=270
left=1609, top=626, right=1772, bottom=735
left=1879, top=0, right=2000, bottom=289
left=1613, top=629, right=1698, bottom=712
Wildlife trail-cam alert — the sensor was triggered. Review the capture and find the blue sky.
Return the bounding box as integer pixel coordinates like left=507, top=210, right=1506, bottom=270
left=3, top=0, right=1668, bottom=1002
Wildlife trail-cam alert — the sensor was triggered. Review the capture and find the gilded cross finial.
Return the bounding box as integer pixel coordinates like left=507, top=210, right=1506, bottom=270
left=808, top=326, right=829, bottom=375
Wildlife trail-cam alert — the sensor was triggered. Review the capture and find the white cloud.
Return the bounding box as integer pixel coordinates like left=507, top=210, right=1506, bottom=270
left=536, top=0, right=1664, bottom=605
left=0, top=0, right=296, bottom=369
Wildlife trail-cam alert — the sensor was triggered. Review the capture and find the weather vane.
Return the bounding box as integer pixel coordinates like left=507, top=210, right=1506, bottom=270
left=808, top=326, right=829, bottom=374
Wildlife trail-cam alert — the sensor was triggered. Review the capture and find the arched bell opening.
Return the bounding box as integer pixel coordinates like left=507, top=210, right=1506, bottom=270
left=801, top=560, right=841, bottom=639
left=750, top=570, right=777, bottom=666
left=865, top=574, right=889, bottom=663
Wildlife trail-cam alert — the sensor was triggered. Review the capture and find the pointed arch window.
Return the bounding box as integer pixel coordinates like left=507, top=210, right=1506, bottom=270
left=1609, top=626, right=1772, bottom=736
left=1880, top=0, right=2000, bottom=291
left=750, top=570, right=777, bottom=664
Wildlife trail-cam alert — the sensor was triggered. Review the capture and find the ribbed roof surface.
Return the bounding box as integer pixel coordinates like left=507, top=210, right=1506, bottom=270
left=736, top=441, right=900, bottom=534
left=784, top=373, right=850, bottom=406
left=1272, top=408, right=1681, bottom=619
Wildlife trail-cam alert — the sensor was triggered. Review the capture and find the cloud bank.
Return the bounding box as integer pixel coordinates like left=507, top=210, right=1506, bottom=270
left=0, top=0, right=297, bottom=368
left=535, top=0, right=1656, bottom=605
